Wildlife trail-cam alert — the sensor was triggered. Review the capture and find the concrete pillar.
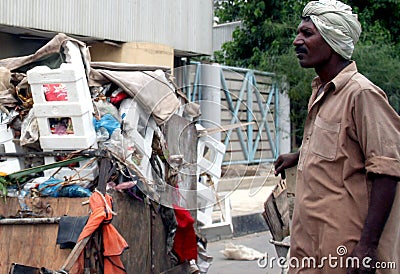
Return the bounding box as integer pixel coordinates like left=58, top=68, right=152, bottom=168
left=199, top=63, right=222, bottom=141
left=278, top=90, right=291, bottom=154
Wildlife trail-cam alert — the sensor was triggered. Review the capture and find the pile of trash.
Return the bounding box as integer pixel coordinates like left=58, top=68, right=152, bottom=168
left=0, top=33, right=219, bottom=273
left=0, top=33, right=203, bottom=200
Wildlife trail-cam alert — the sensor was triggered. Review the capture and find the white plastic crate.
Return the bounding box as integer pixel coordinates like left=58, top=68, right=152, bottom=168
left=0, top=158, right=21, bottom=175
left=0, top=124, right=17, bottom=153
left=197, top=175, right=218, bottom=226
left=119, top=98, right=156, bottom=180
left=27, top=63, right=93, bottom=112
left=35, top=109, right=94, bottom=136
left=33, top=102, right=92, bottom=117
left=35, top=109, right=97, bottom=150
left=0, top=124, right=23, bottom=174
left=63, top=41, right=87, bottom=74
left=119, top=98, right=156, bottom=159
left=43, top=156, right=98, bottom=181
left=197, top=131, right=226, bottom=179
left=39, top=133, right=97, bottom=150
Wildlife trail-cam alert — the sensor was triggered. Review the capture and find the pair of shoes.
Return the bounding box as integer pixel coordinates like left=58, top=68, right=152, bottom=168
left=189, top=259, right=199, bottom=274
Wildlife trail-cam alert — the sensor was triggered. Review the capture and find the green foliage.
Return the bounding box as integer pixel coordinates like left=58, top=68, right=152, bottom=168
left=348, top=0, right=400, bottom=43
left=0, top=176, right=11, bottom=198
left=353, top=42, right=400, bottom=113
left=213, top=0, right=400, bottom=149
left=214, top=0, right=243, bottom=24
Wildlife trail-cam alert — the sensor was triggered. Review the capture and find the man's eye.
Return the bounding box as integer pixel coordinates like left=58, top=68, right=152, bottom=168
left=304, top=31, right=312, bottom=37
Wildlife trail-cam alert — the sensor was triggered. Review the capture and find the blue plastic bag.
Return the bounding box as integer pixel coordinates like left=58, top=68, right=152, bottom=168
left=57, top=185, right=92, bottom=197
left=38, top=177, right=92, bottom=197
left=93, top=113, right=121, bottom=136
left=38, top=177, right=63, bottom=197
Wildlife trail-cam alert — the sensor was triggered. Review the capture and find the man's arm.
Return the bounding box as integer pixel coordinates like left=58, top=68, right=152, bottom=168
left=347, top=174, right=398, bottom=273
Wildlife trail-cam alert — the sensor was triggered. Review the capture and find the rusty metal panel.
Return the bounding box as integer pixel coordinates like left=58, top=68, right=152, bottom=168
left=0, top=0, right=213, bottom=55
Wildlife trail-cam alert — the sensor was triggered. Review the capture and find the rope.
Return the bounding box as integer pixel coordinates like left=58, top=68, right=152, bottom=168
left=94, top=188, right=117, bottom=216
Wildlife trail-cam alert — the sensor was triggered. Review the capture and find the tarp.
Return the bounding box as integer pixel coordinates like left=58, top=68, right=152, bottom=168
left=89, top=62, right=181, bottom=125
left=0, top=33, right=90, bottom=73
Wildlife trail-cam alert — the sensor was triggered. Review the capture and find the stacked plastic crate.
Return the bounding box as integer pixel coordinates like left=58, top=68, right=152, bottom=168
left=0, top=124, right=23, bottom=174
left=119, top=98, right=157, bottom=181
left=196, top=124, right=231, bottom=229
left=27, top=61, right=98, bottom=181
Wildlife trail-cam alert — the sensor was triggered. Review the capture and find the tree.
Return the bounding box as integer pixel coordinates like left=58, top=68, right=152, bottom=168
left=214, top=0, right=400, bottom=149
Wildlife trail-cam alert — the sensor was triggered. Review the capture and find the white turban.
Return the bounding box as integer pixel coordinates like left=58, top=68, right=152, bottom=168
left=302, top=0, right=362, bottom=60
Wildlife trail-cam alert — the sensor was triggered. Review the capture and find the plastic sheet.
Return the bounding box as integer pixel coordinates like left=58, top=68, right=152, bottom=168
left=38, top=177, right=92, bottom=197
left=93, top=113, right=120, bottom=136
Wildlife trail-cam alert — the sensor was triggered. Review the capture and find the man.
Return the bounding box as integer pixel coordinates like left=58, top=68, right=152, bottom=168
left=274, top=1, right=400, bottom=273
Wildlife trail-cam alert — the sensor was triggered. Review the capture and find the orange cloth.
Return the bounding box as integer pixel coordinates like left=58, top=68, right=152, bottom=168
left=77, top=191, right=128, bottom=273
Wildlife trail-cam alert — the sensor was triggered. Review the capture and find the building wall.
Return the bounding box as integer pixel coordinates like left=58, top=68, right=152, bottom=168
left=212, top=21, right=242, bottom=54
left=0, top=0, right=213, bottom=56
left=89, top=42, right=174, bottom=68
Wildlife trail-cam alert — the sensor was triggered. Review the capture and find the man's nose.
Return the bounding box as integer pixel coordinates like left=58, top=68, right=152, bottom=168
left=293, top=35, right=303, bottom=46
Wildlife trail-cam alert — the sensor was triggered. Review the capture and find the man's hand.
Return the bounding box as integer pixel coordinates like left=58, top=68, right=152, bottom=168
left=274, top=152, right=300, bottom=177
left=346, top=243, right=378, bottom=274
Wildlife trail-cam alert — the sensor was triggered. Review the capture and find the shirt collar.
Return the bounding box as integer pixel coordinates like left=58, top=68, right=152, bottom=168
left=331, top=61, right=358, bottom=93
left=311, top=61, right=358, bottom=95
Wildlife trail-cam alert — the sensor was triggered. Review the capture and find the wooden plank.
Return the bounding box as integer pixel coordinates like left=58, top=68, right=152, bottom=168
left=224, top=140, right=273, bottom=152
left=61, top=236, right=91, bottom=271
left=262, top=180, right=290, bottom=241
left=0, top=197, right=89, bottom=273
left=220, top=110, right=276, bottom=122
left=223, top=150, right=274, bottom=163
left=224, top=150, right=274, bottom=161
left=197, top=121, right=255, bottom=137
left=164, top=114, right=198, bottom=210
left=254, top=75, right=273, bottom=85
left=220, top=129, right=275, bottom=142
left=219, top=106, right=276, bottom=119
left=110, top=191, right=175, bottom=274
left=111, top=191, right=155, bottom=274
left=221, top=89, right=273, bottom=100
left=222, top=70, right=246, bottom=81
left=224, top=81, right=244, bottom=91
left=0, top=192, right=176, bottom=274
left=220, top=98, right=276, bottom=109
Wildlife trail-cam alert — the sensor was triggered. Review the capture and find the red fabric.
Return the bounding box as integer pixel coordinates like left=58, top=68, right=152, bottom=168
left=76, top=191, right=128, bottom=273
left=172, top=204, right=197, bottom=263
left=43, top=83, right=68, bottom=101
left=110, top=90, right=128, bottom=104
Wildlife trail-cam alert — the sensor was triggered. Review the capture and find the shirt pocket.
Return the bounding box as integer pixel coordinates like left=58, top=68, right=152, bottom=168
left=310, top=116, right=341, bottom=160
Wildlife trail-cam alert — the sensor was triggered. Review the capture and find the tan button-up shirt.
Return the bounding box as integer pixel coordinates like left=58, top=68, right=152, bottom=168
left=290, top=62, right=400, bottom=273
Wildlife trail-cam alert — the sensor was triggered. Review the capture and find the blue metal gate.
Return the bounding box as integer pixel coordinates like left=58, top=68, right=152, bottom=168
left=176, top=62, right=280, bottom=165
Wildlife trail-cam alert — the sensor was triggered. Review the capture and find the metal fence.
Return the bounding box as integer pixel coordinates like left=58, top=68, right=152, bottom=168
left=175, top=63, right=281, bottom=165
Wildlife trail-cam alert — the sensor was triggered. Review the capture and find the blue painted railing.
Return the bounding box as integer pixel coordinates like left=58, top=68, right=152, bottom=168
left=179, top=62, right=280, bottom=165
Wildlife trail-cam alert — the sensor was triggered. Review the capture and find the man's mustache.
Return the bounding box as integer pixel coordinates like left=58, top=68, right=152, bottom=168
left=295, top=46, right=307, bottom=54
